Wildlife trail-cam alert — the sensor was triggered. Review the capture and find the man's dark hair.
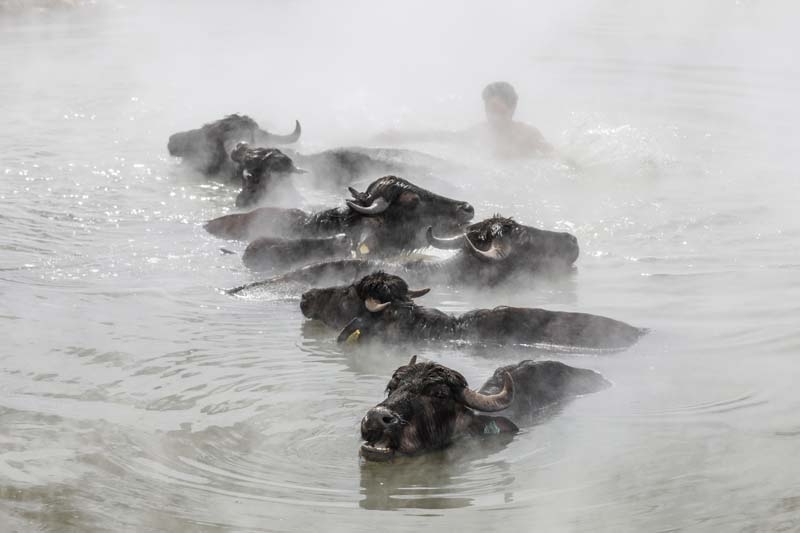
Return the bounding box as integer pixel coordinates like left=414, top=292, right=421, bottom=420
left=482, top=81, right=518, bottom=111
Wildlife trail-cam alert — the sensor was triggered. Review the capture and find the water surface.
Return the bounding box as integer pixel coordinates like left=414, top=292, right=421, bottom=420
left=2, top=1, right=800, bottom=531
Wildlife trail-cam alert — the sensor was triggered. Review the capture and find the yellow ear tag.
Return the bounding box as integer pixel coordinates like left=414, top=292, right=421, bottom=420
left=359, top=243, right=370, bottom=255
left=346, top=329, right=361, bottom=344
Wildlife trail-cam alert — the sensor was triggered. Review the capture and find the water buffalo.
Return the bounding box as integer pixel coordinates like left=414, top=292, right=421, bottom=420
left=360, top=355, right=609, bottom=461
left=168, top=115, right=462, bottom=190
left=242, top=234, right=354, bottom=271
left=289, top=146, right=459, bottom=190
left=168, top=114, right=458, bottom=182
left=167, top=114, right=301, bottom=177
left=208, top=176, right=475, bottom=271
left=233, top=214, right=579, bottom=291
left=300, top=272, right=645, bottom=349
left=425, top=214, right=579, bottom=280
left=229, top=143, right=307, bottom=208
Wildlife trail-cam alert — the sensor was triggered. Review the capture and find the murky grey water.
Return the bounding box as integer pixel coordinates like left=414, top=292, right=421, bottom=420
left=2, top=1, right=800, bottom=531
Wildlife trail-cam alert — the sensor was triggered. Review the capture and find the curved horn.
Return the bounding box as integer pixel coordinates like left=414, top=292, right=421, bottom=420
left=347, top=197, right=390, bottom=216
left=407, top=355, right=418, bottom=366
left=365, top=298, right=391, bottom=313
left=460, top=372, right=514, bottom=412
left=465, top=235, right=508, bottom=261
left=258, top=120, right=302, bottom=145
left=407, top=288, right=430, bottom=299
left=348, top=187, right=361, bottom=198
left=426, top=227, right=464, bottom=250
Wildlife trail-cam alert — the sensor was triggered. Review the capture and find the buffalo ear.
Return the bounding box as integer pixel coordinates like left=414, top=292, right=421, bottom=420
left=230, top=142, right=249, bottom=163
left=470, top=415, right=518, bottom=436
left=336, top=317, right=366, bottom=344
left=397, top=191, right=420, bottom=208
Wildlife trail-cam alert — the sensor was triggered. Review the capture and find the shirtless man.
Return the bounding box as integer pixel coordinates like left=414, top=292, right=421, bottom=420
left=473, top=81, right=553, bottom=158
left=374, top=81, right=554, bottom=159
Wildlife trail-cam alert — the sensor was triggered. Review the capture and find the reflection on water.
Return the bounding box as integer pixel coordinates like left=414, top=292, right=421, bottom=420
left=359, top=439, right=516, bottom=512
left=2, top=0, right=800, bottom=531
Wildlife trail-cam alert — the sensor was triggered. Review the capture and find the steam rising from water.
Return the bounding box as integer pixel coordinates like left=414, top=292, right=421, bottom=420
left=2, top=0, right=800, bottom=531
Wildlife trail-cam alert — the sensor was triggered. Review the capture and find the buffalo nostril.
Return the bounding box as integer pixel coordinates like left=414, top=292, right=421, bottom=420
left=366, top=407, right=399, bottom=429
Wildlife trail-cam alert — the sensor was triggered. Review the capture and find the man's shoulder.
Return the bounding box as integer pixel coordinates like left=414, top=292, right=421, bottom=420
left=512, top=121, right=546, bottom=139
left=507, top=121, right=553, bottom=156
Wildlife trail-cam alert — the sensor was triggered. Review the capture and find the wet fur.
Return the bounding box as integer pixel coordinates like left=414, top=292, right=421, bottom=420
left=248, top=215, right=578, bottom=288
left=243, top=235, right=353, bottom=271
left=366, top=362, right=472, bottom=454
left=362, top=359, right=609, bottom=458
left=479, top=360, right=611, bottom=421
left=303, top=272, right=645, bottom=349
left=169, top=115, right=457, bottom=190
left=231, top=145, right=303, bottom=208
left=208, top=176, right=473, bottom=272
left=167, top=114, right=261, bottom=177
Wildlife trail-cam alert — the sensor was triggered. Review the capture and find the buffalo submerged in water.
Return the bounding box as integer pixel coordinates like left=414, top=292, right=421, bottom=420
left=359, top=355, right=609, bottom=462
left=168, top=114, right=461, bottom=199
left=300, top=271, right=645, bottom=350
left=224, top=143, right=457, bottom=211
left=167, top=114, right=302, bottom=178
left=228, top=142, right=308, bottom=208
left=232, top=214, right=579, bottom=292
left=207, top=176, right=475, bottom=271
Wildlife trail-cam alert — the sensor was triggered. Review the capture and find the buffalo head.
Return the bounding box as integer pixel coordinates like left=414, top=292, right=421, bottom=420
left=427, top=215, right=579, bottom=276
left=360, top=355, right=516, bottom=461
left=300, top=283, right=363, bottom=330
left=345, top=176, right=474, bottom=251
left=232, top=144, right=307, bottom=208
left=167, top=114, right=301, bottom=177
left=300, top=271, right=428, bottom=330
left=360, top=357, right=611, bottom=461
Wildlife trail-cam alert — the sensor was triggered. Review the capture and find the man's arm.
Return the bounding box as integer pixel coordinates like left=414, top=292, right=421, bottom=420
left=517, top=123, right=554, bottom=156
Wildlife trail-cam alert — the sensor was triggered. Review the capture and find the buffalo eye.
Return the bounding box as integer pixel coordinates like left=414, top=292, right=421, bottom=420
left=430, top=385, right=451, bottom=399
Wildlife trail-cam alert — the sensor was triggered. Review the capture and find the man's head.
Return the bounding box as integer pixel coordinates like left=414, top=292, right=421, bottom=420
left=482, top=81, right=518, bottom=125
